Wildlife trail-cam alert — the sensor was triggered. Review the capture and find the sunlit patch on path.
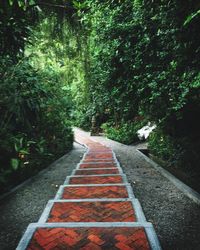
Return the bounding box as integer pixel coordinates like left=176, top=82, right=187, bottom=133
left=17, top=131, right=161, bottom=250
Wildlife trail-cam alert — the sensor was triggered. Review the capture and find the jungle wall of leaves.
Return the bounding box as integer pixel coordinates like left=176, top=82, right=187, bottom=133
left=0, top=0, right=200, bottom=193
left=76, top=0, right=200, bottom=177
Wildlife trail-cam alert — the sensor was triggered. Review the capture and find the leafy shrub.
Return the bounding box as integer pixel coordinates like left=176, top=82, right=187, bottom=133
left=101, top=120, right=146, bottom=145
left=71, top=0, right=200, bottom=178
left=72, top=109, right=92, bottom=131
left=148, top=129, right=200, bottom=171
left=148, top=130, right=178, bottom=162
left=0, top=55, right=73, bottom=193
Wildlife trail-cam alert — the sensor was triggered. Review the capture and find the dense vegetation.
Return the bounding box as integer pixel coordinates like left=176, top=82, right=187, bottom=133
left=74, top=0, right=200, bottom=175
left=0, top=1, right=75, bottom=193
left=0, top=0, right=200, bottom=193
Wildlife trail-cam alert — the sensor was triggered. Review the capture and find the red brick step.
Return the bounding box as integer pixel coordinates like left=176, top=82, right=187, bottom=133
left=60, top=185, right=129, bottom=199
left=79, top=163, right=118, bottom=169
left=25, top=226, right=151, bottom=250
left=66, top=175, right=124, bottom=185
left=46, top=201, right=136, bottom=223
left=82, top=159, right=115, bottom=163
left=74, top=169, right=119, bottom=175
left=16, top=131, right=162, bottom=250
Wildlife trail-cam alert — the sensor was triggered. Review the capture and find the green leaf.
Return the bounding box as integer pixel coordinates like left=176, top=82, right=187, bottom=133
left=9, top=0, right=14, bottom=6
left=184, top=10, right=200, bottom=26
left=29, top=0, right=36, bottom=6
left=14, top=143, right=19, bottom=152
left=17, top=0, right=23, bottom=7
left=19, top=149, right=29, bottom=154
left=11, top=158, right=20, bottom=170
left=27, top=140, right=36, bottom=145
left=19, top=137, right=23, bottom=146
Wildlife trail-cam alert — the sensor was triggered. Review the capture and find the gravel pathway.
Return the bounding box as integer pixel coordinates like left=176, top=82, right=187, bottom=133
left=1, top=128, right=200, bottom=250
left=18, top=134, right=159, bottom=250
left=0, top=143, right=85, bottom=250
left=75, top=128, right=200, bottom=250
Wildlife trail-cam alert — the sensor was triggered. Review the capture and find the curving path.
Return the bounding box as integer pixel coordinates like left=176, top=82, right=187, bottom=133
left=17, top=133, right=161, bottom=249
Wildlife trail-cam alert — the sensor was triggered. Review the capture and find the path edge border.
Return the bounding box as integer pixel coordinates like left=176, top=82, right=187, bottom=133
left=16, top=222, right=161, bottom=250
left=0, top=145, right=85, bottom=202
left=136, top=149, right=200, bottom=206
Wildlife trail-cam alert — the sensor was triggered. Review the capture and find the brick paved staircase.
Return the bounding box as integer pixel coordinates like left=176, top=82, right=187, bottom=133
left=17, top=131, right=161, bottom=250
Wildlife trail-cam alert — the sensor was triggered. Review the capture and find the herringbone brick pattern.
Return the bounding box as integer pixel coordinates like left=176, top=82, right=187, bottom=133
left=61, top=186, right=129, bottom=199
left=84, top=154, right=114, bottom=160
left=82, top=159, right=115, bottom=163
left=47, top=201, right=136, bottom=222
left=75, top=169, right=119, bottom=175
left=79, top=163, right=118, bottom=169
left=69, top=175, right=123, bottom=184
left=88, top=149, right=113, bottom=153
left=86, top=152, right=114, bottom=157
left=84, top=158, right=115, bottom=162
left=27, top=227, right=151, bottom=250
left=17, top=130, right=160, bottom=250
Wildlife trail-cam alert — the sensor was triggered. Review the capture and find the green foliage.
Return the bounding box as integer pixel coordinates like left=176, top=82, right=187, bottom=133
left=184, top=9, right=200, bottom=26
left=8, top=0, right=36, bottom=10
left=102, top=120, right=146, bottom=145
left=11, top=158, right=20, bottom=170
left=0, top=0, right=37, bottom=57
left=148, top=129, right=200, bottom=171
left=0, top=1, right=86, bottom=193
left=70, top=0, right=200, bottom=173
left=84, top=0, right=199, bottom=129
left=0, top=14, right=74, bottom=192
left=1, top=0, right=200, bottom=192
left=148, top=130, right=177, bottom=162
